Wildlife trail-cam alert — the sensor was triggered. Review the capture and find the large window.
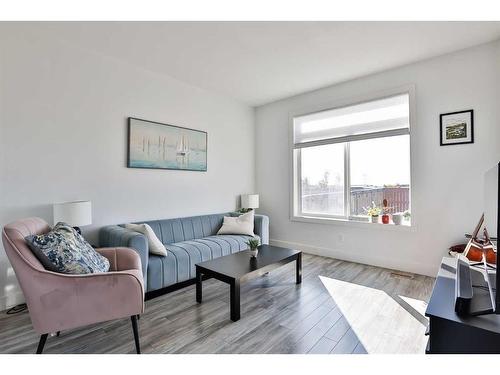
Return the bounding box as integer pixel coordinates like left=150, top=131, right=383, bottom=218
left=292, top=92, right=412, bottom=224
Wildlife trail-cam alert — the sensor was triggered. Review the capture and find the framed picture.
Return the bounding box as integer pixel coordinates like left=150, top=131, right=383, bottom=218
left=440, top=110, right=474, bottom=146
left=127, top=117, right=207, bottom=171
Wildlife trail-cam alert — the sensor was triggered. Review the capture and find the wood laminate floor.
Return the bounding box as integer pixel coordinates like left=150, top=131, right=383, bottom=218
left=0, top=253, right=434, bottom=354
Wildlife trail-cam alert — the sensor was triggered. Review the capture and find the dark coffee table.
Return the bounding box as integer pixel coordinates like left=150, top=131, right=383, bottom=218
left=195, top=244, right=302, bottom=321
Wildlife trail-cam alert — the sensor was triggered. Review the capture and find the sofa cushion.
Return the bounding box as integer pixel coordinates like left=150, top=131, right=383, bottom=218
left=146, top=234, right=259, bottom=289
left=25, top=222, right=110, bottom=274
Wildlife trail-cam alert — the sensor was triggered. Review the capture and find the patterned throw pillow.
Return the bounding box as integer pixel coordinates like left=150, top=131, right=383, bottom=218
left=25, top=222, right=110, bottom=274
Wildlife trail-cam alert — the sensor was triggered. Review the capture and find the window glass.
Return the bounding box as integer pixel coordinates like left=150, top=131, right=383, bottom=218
left=349, top=135, right=410, bottom=216
left=300, top=144, right=345, bottom=216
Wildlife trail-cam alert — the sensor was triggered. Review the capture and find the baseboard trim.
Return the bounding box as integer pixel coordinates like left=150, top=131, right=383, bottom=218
left=0, top=291, right=25, bottom=312
left=270, top=238, right=436, bottom=277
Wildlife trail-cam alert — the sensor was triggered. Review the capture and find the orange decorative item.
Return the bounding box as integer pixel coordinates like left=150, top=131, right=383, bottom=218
left=463, top=215, right=485, bottom=262
left=483, top=228, right=497, bottom=264
left=485, top=248, right=497, bottom=264
left=463, top=215, right=497, bottom=265
left=465, top=242, right=486, bottom=262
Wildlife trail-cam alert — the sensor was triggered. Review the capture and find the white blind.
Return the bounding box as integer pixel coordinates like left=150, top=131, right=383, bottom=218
left=293, top=93, right=410, bottom=147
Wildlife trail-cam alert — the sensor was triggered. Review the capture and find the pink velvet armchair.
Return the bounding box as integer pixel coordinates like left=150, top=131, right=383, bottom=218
left=1, top=217, right=145, bottom=354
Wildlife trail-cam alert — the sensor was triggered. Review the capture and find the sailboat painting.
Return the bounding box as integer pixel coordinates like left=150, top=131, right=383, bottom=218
left=128, top=117, right=207, bottom=171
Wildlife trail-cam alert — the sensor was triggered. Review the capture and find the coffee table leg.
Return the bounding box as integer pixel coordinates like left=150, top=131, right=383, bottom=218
left=196, top=267, right=202, bottom=303
left=230, top=279, right=240, bottom=321
left=296, top=253, right=302, bottom=284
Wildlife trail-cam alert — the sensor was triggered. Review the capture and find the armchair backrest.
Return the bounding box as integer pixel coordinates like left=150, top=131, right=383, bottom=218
left=2, top=217, right=51, bottom=303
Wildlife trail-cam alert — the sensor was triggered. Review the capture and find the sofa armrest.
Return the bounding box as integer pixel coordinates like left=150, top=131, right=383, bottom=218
left=98, top=225, right=149, bottom=286
left=254, top=214, right=269, bottom=245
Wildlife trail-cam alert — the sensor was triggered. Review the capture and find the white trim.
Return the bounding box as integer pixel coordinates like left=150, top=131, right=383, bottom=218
left=270, top=238, right=435, bottom=277
left=288, top=84, right=416, bottom=121
left=343, top=142, right=350, bottom=217
left=296, top=211, right=348, bottom=221
left=408, top=84, right=416, bottom=229
left=289, top=84, right=416, bottom=228
left=289, top=118, right=296, bottom=221
left=296, top=148, right=302, bottom=217
left=293, top=127, right=410, bottom=149
left=290, top=214, right=415, bottom=232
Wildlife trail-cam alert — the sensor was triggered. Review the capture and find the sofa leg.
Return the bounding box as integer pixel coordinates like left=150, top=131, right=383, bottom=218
left=131, top=315, right=141, bottom=354
left=36, top=334, right=48, bottom=354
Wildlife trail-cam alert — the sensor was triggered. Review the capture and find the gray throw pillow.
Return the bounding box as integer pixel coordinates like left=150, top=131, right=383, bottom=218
left=25, top=222, right=110, bottom=274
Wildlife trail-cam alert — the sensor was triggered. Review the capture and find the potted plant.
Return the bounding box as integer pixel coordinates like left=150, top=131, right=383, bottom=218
left=246, top=238, right=260, bottom=257
left=403, top=210, right=411, bottom=222
left=392, top=212, right=403, bottom=225
left=364, top=202, right=382, bottom=223
left=381, top=199, right=391, bottom=224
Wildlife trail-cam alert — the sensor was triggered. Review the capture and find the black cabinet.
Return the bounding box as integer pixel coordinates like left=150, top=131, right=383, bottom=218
left=426, top=257, right=500, bottom=353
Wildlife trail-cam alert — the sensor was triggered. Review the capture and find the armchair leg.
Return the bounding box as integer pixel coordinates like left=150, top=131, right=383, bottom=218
left=131, top=315, right=141, bottom=354
left=36, top=334, right=48, bottom=354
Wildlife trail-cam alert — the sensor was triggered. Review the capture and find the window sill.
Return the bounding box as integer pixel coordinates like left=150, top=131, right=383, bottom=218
left=291, top=215, right=415, bottom=232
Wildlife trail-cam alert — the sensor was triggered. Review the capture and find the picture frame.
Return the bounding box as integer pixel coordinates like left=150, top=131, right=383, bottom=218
left=127, top=117, right=207, bottom=171
left=439, top=109, right=474, bottom=146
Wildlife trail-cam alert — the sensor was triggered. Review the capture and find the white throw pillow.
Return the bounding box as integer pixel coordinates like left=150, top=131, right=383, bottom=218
left=217, top=210, right=255, bottom=236
left=125, top=223, right=167, bottom=257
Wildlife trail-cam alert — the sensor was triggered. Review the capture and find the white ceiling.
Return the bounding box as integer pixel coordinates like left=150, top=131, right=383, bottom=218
left=27, top=22, right=500, bottom=106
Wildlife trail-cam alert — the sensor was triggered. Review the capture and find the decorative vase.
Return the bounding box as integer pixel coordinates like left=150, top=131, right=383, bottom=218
left=370, top=215, right=379, bottom=223
left=249, top=248, right=259, bottom=257
left=392, top=214, right=403, bottom=225
left=382, top=214, right=390, bottom=224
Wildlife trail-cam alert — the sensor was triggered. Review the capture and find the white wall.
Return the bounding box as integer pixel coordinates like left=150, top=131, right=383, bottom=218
left=256, top=40, right=500, bottom=277
left=0, top=26, right=255, bottom=309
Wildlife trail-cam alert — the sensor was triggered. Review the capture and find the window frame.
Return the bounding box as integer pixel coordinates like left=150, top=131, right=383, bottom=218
left=289, top=85, right=416, bottom=228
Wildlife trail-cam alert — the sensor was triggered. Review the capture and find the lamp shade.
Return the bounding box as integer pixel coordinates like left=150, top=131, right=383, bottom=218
left=241, top=194, right=259, bottom=209
left=53, top=200, right=92, bottom=227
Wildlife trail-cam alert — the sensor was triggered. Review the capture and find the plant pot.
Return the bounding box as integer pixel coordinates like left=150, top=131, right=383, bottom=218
left=382, top=214, right=390, bottom=224
left=392, top=214, right=403, bottom=225
left=370, top=215, right=379, bottom=223
left=249, top=249, right=259, bottom=257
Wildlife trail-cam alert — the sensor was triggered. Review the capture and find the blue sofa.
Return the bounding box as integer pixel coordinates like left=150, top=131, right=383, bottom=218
left=99, top=212, right=269, bottom=296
